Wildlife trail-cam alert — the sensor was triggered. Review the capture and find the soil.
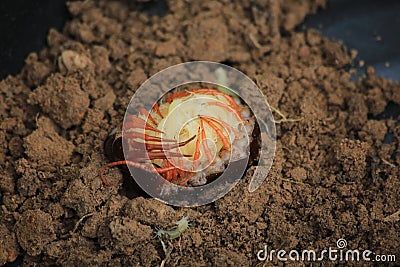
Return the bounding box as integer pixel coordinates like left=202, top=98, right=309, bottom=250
left=1, top=0, right=399, bottom=266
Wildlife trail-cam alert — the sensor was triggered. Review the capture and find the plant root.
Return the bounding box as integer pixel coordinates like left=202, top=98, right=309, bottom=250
left=270, top=106, right=302, bottom=124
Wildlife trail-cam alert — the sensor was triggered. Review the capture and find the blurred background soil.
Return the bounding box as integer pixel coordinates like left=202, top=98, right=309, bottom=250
left=0, top=0, right=399, bottom=266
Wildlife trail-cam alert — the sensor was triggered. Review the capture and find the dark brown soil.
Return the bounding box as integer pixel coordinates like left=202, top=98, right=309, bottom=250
left=1, top=0, right=399, bottom=266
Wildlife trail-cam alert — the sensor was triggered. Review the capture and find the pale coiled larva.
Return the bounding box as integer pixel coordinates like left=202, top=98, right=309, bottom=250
left=155, top=216, right=189, bottom=240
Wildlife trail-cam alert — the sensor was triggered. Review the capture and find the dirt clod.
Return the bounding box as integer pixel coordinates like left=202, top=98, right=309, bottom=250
left=0, top=224, right=19, bottom=265
left=29, top=74, right=90, bottom=129
left=15, top=209, right=56, bottom=256
left=336, top=138, right=369, bottom=180
left=24, top=117, right=74, bottom=167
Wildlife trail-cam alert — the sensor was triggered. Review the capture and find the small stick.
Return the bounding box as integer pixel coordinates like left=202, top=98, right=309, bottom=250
left=159, top=239, right=173, bottom=267
left=381, top=158, right=396, bottom=168
left=270, top=106, right=302, bottom=124
left=281, top=178, right=307, bottom=186
left=249, top=33, right=262, bottom=49
left=383, top=210, right=400, bottom=222
left=73, top=213, right=93, bottom=232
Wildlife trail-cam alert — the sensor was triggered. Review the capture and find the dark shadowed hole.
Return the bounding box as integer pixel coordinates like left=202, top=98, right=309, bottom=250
left=71, top=152, right=83, bottom=164
left=0, top=0, right=70, bottom=79
left=119, top=170, right=151, bottom=199
left=302, top=0, right=400, bottom=81
left=139, top=0, right=168, bottom=17
left=370, top=101, right=400, bottom=121
left=219, top=60, right=235, bottom=68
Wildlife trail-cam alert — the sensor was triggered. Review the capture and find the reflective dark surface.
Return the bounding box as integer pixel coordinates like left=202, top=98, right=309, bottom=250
left=0, top=0, right=69, bottom=79
left=0, top=0, right=399, bottom=80
left=303, top=0, right=400, bottom=81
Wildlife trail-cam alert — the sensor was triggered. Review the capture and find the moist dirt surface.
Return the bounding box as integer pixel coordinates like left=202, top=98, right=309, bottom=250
left=1, top=0, right=399, bottom=266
